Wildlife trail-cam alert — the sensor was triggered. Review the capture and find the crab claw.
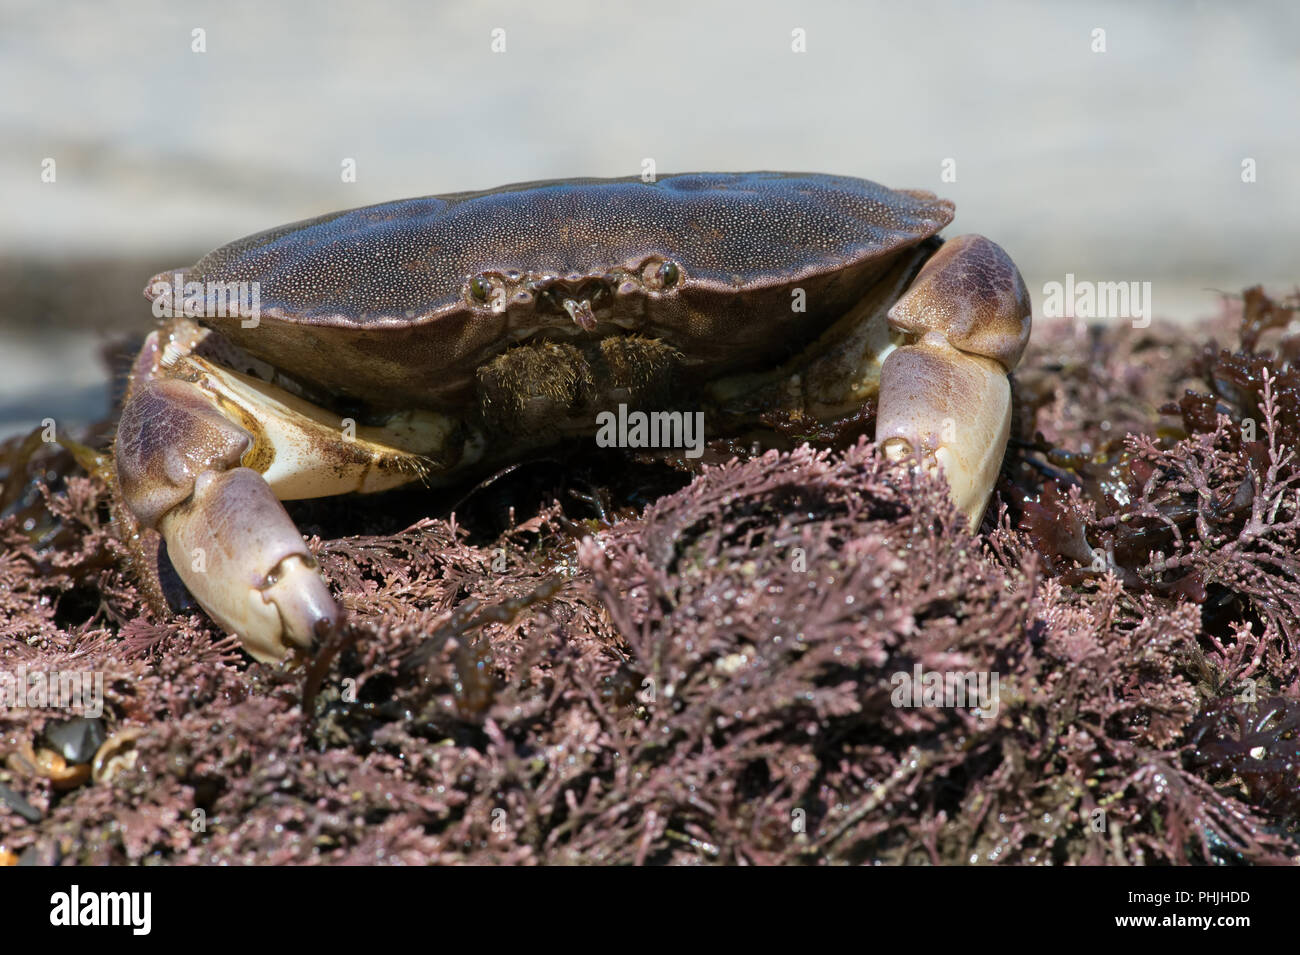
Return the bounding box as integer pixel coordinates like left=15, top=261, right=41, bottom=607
left=115, top=366, right=342, bottom=662
left=876, top=234, right=1031, bottom=528
left=158, top=468, right=341, bottom=662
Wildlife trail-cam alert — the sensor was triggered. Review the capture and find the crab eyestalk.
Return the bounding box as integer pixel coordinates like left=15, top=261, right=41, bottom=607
left=874, top=234, right=1032, bottom=529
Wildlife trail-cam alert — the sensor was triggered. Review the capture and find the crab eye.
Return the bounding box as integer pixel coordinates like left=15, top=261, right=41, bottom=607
left=469, top=275, right=490, bottom=302
left=642, top=259, right=681, bottom=290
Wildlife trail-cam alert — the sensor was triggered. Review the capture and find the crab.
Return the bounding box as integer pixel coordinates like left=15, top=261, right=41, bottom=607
left=111, top=172, right=1031, bottom=662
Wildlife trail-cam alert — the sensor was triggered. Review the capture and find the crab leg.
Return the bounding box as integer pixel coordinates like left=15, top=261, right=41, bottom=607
left=874, top=235, right=1032, bottom=529
left=113, top=321, right=445, bottom=661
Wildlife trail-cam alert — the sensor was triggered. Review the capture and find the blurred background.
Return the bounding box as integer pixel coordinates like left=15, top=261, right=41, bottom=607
left=1, top=0, right=1297, bottom=438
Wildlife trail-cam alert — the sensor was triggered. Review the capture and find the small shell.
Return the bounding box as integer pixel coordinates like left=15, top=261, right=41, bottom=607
left=92, top=728, right=145, bottom=785
left=7, top=742, right=91, bottom=790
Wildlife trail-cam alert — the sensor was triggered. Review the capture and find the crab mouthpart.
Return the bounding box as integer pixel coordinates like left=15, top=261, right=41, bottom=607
left=562, top=297, right=599, bottom=331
